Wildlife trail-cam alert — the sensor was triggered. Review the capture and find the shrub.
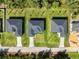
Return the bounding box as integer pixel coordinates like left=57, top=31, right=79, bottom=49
left=47, top=32, right=59, bottom=48
left=21, top=34, right=29, bottom=47
left=1, top=32, right=16, bottom=47
left=34, top=32, right=59, bottom=47
left=34, top=33, right=46, bottom=47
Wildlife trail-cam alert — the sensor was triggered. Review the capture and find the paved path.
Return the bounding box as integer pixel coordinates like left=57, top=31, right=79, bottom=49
left=0, top=47, right=79, bottom=55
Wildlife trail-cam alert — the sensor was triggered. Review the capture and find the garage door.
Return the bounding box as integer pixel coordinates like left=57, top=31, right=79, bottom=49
left=28, top=18, right=46, bottom=37
left=6, top=17, right=24, bottom=36
left=51, top=17, right=68, bottom=37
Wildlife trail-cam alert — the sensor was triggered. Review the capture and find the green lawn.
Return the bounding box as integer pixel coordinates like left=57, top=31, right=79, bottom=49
left=68, top=52, right=79, bottom=59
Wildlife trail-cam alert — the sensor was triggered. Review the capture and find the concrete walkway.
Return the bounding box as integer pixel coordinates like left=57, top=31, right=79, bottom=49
left=0, top=47, right=79, bottom=54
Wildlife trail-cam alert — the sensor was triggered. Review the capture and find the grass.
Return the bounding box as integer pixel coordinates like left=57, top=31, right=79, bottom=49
left=51, top=52, right=79, bottom=59
left=68, top=52, right=79, bottom=59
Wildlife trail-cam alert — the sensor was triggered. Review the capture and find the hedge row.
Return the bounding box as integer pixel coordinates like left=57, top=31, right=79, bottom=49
left=34, top=32, right=60, bottom=47
left=0, top=32, right=29, bottom=47
left=0, top=32, right=60, bottom=47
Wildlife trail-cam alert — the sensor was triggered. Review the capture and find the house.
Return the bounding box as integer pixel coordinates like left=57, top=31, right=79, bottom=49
left=0, top=6, right=70, bottom=47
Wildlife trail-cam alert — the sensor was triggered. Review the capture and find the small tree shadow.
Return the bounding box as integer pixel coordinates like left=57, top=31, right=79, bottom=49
left=54, top=50, right=70, bottom=59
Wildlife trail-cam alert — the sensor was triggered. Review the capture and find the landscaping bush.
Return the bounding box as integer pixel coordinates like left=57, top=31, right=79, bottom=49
left=34, top=33, right=46, bottom=47
left=1, top=32, right=16, bottom=47
left=34, top=32, right=59, bottom=47
left=21, top=33, right=29, bottom=47
left=47, top=32, right=59, bottom=48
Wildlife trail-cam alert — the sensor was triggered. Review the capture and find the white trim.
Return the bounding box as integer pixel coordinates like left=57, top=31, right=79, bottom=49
left=59, top=37, right=65, bottom=47
left=16, top=36, right=22, bottom=47
left=29, top=37, right=34, bottom=47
